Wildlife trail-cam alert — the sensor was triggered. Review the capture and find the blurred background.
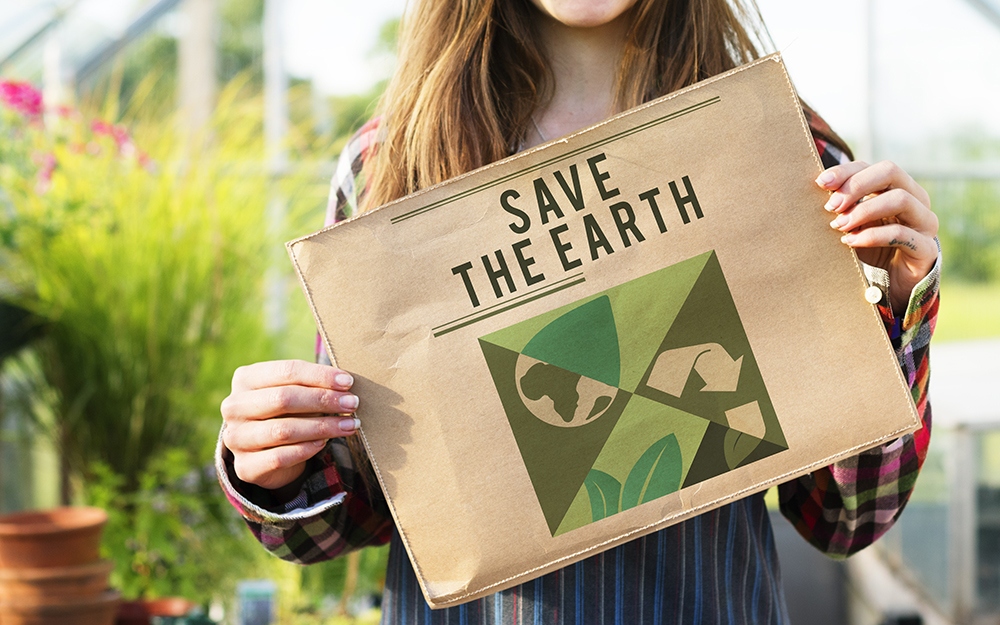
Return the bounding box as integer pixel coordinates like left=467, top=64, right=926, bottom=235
left=0, top=1, right=997, bottom=623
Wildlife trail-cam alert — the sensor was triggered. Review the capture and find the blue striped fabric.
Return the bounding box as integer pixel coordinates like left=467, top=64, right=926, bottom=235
left=377, top=494, right=789, bottom=624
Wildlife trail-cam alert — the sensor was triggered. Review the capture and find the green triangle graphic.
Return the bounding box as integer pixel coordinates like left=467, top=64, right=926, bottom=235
left=683, top=423, right=787, bottom=488
left=479, top=339, right=630, bottom=534
left=553, top=399, right=713, bottom=536
left=589, top=394, right=709, bottom=490
left=605, top=251, right=712, bottom=391
left=479, top=250, right=788, bottom=537
left=522, top=295, right=620, bottom=387
left=635, top=252, right=787, bottom=449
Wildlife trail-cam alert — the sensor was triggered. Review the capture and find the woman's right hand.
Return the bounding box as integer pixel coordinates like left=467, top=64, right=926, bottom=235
left=221, top=360, right=360, bottom=492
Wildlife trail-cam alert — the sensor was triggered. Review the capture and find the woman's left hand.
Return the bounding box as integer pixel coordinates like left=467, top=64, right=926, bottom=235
left=817, top=160, right=939, bottom=317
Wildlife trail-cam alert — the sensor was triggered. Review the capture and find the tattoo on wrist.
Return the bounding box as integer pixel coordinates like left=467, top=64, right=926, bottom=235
left=889, top=237, right=918, bottom=252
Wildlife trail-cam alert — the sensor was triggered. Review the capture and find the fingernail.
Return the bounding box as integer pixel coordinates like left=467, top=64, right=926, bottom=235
left=335, top=373, right=354, bottom=388
left=830, top=215, right=848, bottom=230
left=338, top=418, right=361, bottom=433
left=313, top=439, right=327, bottom=448
left=816, top=171, right=836, bottom=187
left=824, top=194, right=843, bottom=212
left=339, top=394, right=359, bottom=410
left=841, top=234, right=855, bottom=244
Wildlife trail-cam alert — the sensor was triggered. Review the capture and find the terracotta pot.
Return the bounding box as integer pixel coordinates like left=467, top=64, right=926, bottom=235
left=144, top=596, right=196, bottom=617
left=0, top=507, right=107, bottom=568
left=0, top=589, right=120, bottom=625
left=0, top=559, right=113, bottom=601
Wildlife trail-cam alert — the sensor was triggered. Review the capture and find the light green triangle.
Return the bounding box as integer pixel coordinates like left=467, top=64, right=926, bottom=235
left=480, top=292, right=611, bottom=354
left=606, top=252, right=712, bottom=390
left=591, top=394, right=709, bottom=489
left=553, top=395, right=711, bottom=535
left=555, top=483, right=593, bottom=536
left=480, top=251, right=712, bottom=391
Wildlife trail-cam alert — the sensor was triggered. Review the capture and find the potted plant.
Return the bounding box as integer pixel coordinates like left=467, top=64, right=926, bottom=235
left=0, top=76, right=317, bottom=610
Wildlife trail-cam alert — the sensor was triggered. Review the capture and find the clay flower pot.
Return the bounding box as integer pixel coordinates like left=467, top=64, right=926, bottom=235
left=0, top=507, right=107, bottom=568
left=0, top=589, right=120, bottom=625
left=144, top=596, right=196, bottom=617
left=0, top=559, right=113, bottom=601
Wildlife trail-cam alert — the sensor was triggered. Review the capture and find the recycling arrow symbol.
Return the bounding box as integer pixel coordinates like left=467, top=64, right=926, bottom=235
left=646, top=343, right=743, bottom=398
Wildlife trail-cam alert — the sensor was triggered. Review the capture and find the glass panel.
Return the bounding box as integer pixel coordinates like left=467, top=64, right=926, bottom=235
left=977, top=429, right=1000, bottom=613
left=883, top=428, right=951, bottom=610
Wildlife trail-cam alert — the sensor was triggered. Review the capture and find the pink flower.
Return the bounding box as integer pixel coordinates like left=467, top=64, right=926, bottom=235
left=91, top=119, right=133, bottom=151
left=137, top=150, right=156, bottom=172
left=38, top=153, right=56, bottom=182
left=91, top=120, right=114, bottom=135
left=34, top=153, right=56, bottom=195
left=0, top=79, right=43, bottom=118
left=111, top=125, right=130, bottom=147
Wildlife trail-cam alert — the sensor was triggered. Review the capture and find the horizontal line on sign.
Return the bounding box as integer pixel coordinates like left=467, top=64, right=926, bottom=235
left=431, top=273, right=585, bottom=331
left=390, top=96, right=722, bottom=225
left=432, top=276, right=587, bottom=338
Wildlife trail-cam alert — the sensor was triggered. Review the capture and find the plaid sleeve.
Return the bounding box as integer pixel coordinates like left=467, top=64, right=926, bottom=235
left=216, top=120, right=393, bottom=563
left=776, top=117, right=941, bottom=557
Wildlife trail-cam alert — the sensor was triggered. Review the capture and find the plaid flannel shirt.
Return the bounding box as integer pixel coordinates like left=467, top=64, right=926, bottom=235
left=217, top=113, right=939, bottom=623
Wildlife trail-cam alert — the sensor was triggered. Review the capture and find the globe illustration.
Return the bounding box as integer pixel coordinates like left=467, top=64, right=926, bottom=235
left=514, top=354, right=618, bottom=428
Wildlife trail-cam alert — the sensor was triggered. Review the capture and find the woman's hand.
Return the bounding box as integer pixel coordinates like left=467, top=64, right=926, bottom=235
left=817, top=161, right=939, bottom=316
left=221, top=360, right=360, bottom=493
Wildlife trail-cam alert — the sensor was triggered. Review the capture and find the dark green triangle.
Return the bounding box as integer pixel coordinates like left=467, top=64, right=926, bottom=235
left=521, top=295, right=620, bottom=387
left=682, top=422, right=788, bottom=489
left=479, top=339, right=630, bottom=534
left=635, top=251, right=787, bottom=449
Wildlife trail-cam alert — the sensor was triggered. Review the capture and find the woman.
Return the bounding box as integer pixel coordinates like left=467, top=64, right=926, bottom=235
left=218, top=0, right=940, bottom=622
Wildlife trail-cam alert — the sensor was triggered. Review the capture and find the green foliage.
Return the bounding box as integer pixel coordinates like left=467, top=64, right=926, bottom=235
left=326, top=82, right=386, bottom=153
left=934, top=282, right=1000, bottom=342
left=924, top=179, right=1000, bottom=284
left=299, top=546, right=390, bottom=606
left=0, top=5, right=404, bottom=604
left=79, top=0, right=265, bottom=119
left=219, top=0, right=265, bottom=87
left=84, top=448, right=262, bottom=604
left=0, top=78, right=316, bottom=491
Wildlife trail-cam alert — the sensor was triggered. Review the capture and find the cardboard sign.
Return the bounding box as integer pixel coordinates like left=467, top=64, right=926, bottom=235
left=287, top=55, right=920, bottom=608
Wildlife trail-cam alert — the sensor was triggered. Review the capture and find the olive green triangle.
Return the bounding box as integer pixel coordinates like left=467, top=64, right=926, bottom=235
left=479, top=339, right=631, bottom=535
left=635, top=251, right=787, bottom=449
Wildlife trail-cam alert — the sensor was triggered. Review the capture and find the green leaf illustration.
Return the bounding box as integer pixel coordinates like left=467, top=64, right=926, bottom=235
left=584, top=469, right=622, bottom=522
left=723, top=428, right=760, bottom=469
left=622, top=434, right=682, bottom=510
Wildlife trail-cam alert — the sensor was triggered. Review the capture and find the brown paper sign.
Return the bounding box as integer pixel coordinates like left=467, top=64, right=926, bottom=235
left=287, top=55, right=919, bottom=608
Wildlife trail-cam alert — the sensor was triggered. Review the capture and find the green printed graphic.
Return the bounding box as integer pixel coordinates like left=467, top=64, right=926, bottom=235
left=479, top=251, right=787, bottom=535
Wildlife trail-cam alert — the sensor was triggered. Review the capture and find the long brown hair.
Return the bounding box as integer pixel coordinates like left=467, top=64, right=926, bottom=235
left=361, top=0, right=851, bottom=211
